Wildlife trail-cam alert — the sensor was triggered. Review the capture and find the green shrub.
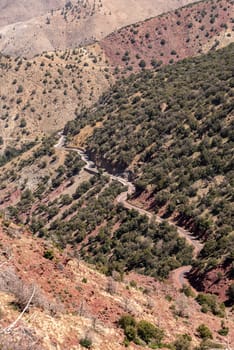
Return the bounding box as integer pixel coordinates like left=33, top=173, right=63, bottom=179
left=139, top=60, right=146, bottom=69
left=129, top=280, right=137, bottom=288
left=125, top=325, right=137, bottom=341
left=118, top=316, right=164, bottom=346
left=196, top=293, right=225, bottom=317
left=19, top=118, right=27, bottom=128
left=43, top=249, right=54, bottom=260
left=180, top=284, right=195, bottom=298
left=173, top=334, right=192, bottom=350
left=79, top=337, right=92, bottom=348
left=137, top=320, right=164, bottom=344
left=119, top=315, right=136, bottom=330
left=196, top=324, right=213, bottom=340
left=197, top=339, right=223, bottom=350
left=218, top=321, right=229, bottom=336
left=226, top=283, right=234, bottom=304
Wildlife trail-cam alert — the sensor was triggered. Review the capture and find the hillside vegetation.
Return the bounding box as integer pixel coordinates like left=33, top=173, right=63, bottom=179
left=0, top=45, right=112, bottom=151
left=101, top=0, right=233, bottom=73
left=0, top=0, right=234, bottom=348
left=1, top=220, right=233, bottom=349
left=65, top=44, right=234, bottom=293
left=0, top=137, right=193, bottom=280
left=0, top=0, right=197, bottom=57
left=1, top=0, right=232, bottom=153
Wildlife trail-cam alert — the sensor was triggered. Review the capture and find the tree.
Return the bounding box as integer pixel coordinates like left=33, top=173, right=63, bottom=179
left=79, top=337, right=92, bottom=349
left=19, top=118, right=27, bottom=128
left=139, top=60, right=146, bottom=69
left=17, top=85, right=23, bottom=93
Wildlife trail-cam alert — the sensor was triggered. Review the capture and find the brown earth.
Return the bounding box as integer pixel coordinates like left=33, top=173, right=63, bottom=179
left=0, top=0, right=65, bottom=27
left=0, top=44, right=113, bottom=151
left=189, top=263, right=234, bottom=302
left=1, top=0, right=233, bottom=153
left=0, top=220, right=233, bottom=349
left=0, top=0, right=199, bottom=57
left=100, top=0, right=234, bottom=73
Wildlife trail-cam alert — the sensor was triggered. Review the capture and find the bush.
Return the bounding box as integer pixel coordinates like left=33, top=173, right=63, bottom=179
left=118, top=316, right=164, bottom=346
left=137, top=320, right=164, bottom=344
left=43, top=249, right=54, bottom=260
left=173, top=334, right=192, bottom=350
left=218, top=321, right=229, bottom=336
left=196, top=324, right=213, bottom=340
left=196, top=340, right=224, bottom=350
left=218, top=327, right=229, bottom=336
left=79, top=337, right=92, bottom=348
left=19, top=118, right=27, bottom=128
left=119, top=314, right=136, bottom=330
left=125, top=325, right=137, bottom=341
left=196, top=293, right=225, bottom=317
left=180, top=284, right=195, bottom=298
left=139, top=60, right=146, bottom=69
left=17, top=85, right=23, bottom=93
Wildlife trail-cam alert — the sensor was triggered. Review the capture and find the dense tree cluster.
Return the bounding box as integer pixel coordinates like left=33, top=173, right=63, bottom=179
left=65, top=44, right=233, bottom=275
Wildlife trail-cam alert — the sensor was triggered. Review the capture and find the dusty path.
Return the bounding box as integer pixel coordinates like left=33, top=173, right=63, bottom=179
left=56, top=133, right=203, bottom=289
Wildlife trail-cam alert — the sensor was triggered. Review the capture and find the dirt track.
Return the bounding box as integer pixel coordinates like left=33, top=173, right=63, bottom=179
left=57, top=134, right=204, bottom=290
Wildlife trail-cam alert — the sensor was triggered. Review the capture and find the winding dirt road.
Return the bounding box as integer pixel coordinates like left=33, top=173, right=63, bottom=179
left=56, top=134, right=203, bottom=289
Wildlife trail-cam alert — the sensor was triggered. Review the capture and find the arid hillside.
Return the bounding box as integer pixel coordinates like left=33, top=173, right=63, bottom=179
left=0, top=218, right=233, bottom=349
left=1, top=0, right=233, bottom=153
left=0, top=44, right=112, bottom=152
left=0, top=0, right=199, bottom=57
left=0, top=0, right=65, bottom=26
left=101, top=0, right=234, bottom=72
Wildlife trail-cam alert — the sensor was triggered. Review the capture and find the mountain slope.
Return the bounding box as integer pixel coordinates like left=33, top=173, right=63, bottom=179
left=0, top=0, right=199, bottom=57
left=0, top=44, right=112, bottom=152
left=0, top=0, right=64, bottom=26
left=64, top=43, right=234, bottom=298
left=1, top=0, right=233, bottom=154
left=1, top=220, right=233, bottom=349
left=101, top=0, right=234, bottom=72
